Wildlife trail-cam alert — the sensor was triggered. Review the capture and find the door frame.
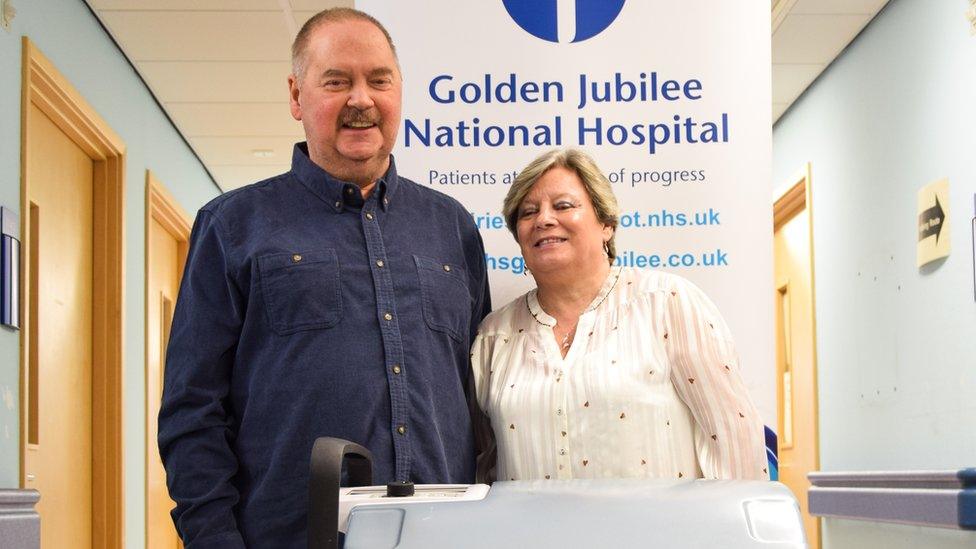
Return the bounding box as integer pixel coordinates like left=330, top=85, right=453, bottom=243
left=144, top=171, right=191, bottom=547
left=772, top=162, right=821, bottom=546
left=20, top=37, right=126, bottom=548
left=772, top=163, right=820, bottom=443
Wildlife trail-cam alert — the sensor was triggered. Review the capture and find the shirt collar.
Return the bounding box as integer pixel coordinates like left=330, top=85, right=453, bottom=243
left=526, top=266, right=622, bottom=327
left=290, top=142, right=400, bottom=212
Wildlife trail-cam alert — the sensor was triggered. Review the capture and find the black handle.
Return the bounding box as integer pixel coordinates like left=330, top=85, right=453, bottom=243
left=308, top=437, right=373, bottom=549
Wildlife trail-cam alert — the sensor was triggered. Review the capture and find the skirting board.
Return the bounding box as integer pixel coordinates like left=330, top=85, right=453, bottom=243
left=0, top=489, right=39, bottom=548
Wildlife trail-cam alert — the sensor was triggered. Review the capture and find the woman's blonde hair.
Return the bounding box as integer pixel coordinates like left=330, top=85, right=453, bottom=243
left=502, top=148, right=619, bottom=264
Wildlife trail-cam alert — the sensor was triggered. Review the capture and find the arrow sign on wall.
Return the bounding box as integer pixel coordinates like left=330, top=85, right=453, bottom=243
left=918, top=196, right=945, bottom=243
left=916, top=178, right=951, bottom=268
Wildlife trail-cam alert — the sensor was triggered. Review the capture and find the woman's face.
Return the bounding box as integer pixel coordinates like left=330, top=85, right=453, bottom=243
left=515, top=166, right=613, bottom=277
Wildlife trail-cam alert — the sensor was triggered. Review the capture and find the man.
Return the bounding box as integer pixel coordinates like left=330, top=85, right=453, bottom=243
left=158, top=8, right=491, bottom=548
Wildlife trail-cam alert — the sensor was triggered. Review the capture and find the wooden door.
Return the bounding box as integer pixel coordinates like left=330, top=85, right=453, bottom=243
left=146, top=175, right=190, bottom=549
left=24, top=102, right=94, bottom=549
left=21, top=38, right=126, bottom=548
left=773, top=165, right=821, bottom=548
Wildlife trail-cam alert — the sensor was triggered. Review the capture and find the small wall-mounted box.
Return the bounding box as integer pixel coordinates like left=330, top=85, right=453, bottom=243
left=1, top=207, right=20, bottom=329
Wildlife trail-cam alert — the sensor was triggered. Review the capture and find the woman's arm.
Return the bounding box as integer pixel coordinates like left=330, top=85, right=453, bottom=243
left=664, top=276, right=769, bottom=480
left=469, top=331, right=498, bottom=483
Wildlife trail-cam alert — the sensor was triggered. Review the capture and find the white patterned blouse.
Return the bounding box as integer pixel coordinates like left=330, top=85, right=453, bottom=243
left=471, top=267, right=769, bottom=482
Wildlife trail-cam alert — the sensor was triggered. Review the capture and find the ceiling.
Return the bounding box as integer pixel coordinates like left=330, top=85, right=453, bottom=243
left=772, top=0, right=890, bottom=120
left=86, top=0, right=890, bottom=191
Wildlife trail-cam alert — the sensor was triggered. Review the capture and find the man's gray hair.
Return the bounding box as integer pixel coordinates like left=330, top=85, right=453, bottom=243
left=291, top=7, right=398, bottom=82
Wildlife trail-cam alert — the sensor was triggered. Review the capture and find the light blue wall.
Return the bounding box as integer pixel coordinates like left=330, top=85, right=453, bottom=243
left=773, top=0, right=976, bottom=547
left=0, top=0, right=220, bottom=546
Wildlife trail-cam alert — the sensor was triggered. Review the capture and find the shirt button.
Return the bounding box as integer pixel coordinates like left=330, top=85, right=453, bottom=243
left=376, top=259, right=385, bottom=268
left=559, top=449, right=567, bottom=456
left=556, top=408, right=563, bottom=416
left=443, top=264, right=451, bottom=272
left=397, top=425, right=406, bottom=435
left=392, top=364, right=401, bottom=375
left=365, top=212, right=374, bottom=220
left=334, top=201, right=341, bottom=208
left=345, top=187, right=354, bottom=195
left=384, top=312, right=393, bottom=321
left=383, top=197, right=389, bottom=206
left=292, top=254, right=302, bottom=263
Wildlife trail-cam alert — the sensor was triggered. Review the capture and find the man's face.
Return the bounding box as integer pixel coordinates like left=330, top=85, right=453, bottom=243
left=289, top=19, right=402, bottom=188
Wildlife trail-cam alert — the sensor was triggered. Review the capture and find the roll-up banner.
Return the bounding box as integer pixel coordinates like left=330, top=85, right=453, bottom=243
left=358, top=0, right=774, bottom=420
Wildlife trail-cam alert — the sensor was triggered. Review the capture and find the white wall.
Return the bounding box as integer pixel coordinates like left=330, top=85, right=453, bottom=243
left=773, top=0, right=976, bottom=546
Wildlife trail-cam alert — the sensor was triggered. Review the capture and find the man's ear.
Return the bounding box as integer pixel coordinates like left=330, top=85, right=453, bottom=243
left=288, top=74, right=302, bottom=121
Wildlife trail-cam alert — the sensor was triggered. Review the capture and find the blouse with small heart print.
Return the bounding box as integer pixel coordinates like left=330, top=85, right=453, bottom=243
left=471, top=267, right=769, bottom=483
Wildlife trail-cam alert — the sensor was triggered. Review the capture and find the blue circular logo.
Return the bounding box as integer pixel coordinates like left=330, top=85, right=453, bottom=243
left=503, top=0, right=626, bottom=43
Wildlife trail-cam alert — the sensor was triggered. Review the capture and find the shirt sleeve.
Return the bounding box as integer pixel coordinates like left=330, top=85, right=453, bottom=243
left=664, top=276, right=769, bottom=480
left=469, top=329, right=498, bottom=483
left=158, top=208, right=247, bottom=548
left=459, top=210, right=493, bottom=341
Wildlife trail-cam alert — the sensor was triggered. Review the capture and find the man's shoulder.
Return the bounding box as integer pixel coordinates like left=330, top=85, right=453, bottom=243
left=200, top=171, right=294, bottom=218
left=396, top=175, right=469, bottom=214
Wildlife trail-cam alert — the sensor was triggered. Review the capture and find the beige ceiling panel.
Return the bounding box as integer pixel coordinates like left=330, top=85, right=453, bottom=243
left=165, top=103, right=302, bottom=137
left=139, top=61, right=292, bottom=102
left=772, top=63, right=823, bottom=104
left=99, top=11, right=292, bottom=61
left=90, top=0, right=279, bottom=10
left=189, top=136, right=302, bottom=166
left=790, top=0, right=890, bottom=15
left=210, top=165, right=293, bottom=191
left=289, top=0, right=354, bottom=11
left=772, top=14, right=871, bottom=64
left=772, top=103, right=790, bottom=123
left=293, top=11, right=320, bottom=27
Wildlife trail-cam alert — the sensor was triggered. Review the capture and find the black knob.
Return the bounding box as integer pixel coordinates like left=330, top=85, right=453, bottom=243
left=386, top=481, right=415, bottom=497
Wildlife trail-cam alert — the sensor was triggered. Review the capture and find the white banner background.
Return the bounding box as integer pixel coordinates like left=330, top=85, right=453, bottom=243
left=357, top=0, right=774, bottom=422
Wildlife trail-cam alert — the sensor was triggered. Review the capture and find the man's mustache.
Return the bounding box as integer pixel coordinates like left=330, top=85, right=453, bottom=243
left=340, top=109, right=380, bottom=126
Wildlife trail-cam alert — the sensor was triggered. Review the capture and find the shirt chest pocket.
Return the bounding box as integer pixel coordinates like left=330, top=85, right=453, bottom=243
left=414, top=255, right=472, bottom=343
left=258, top=249, right=342, bottom=335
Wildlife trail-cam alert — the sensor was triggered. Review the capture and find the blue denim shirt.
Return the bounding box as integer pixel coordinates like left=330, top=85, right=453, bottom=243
left=158, top=144, right=491, bottom=548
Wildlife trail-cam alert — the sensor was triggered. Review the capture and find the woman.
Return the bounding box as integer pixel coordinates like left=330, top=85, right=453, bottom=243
left=471, top=148, right=768, bottom=483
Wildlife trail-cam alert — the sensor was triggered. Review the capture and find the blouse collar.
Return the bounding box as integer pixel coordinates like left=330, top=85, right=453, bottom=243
left=526, top=266, right=622, bottom=327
